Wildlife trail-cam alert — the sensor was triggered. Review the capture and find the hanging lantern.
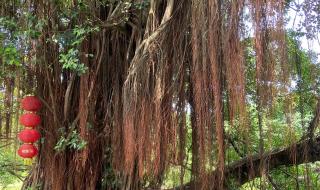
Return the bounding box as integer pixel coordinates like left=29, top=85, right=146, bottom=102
left=18, top=129, right=41, bottom=143
left=21, top=96, right=42, bottom=112
left=18, top=95, right=42, bottom=162
left=17, top=144, right=38, bottom=158
left=19, top=113, right=41, bottom=128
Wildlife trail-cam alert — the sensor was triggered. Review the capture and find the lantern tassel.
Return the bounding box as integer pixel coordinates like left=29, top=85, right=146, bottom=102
left=24, top=158, right=33, bottom=166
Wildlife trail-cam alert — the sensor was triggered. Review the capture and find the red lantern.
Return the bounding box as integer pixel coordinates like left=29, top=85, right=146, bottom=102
left=18, top=129, right=40, bottom=143
left=17, top=144, right=38, bottom=158
left=21, top=96, right=42, bottom=112
left=19, top=113, right=41, bottom=128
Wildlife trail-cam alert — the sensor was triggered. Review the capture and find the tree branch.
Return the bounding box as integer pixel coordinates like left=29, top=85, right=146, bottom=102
left=164, top=100, right=320, bottom=190
left=307, top=98, right=320, bottom=139
left=169, top=137, right=320, bottom=190
left=225, top=138, right=320, bottom=185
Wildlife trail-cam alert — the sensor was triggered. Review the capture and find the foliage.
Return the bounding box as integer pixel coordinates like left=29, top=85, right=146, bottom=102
left=0, top=17, right=22, bottom=79
left=0, top=145, right=27, bottom=188
left=59, top=49, right=88, bottom=75
left=56, top=24, right=99, bottom=75
left=54, top=130, right=87, bottom=151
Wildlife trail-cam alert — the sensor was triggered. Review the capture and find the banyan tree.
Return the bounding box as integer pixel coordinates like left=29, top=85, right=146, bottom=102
left=1, top=0, right=320, bottom=189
